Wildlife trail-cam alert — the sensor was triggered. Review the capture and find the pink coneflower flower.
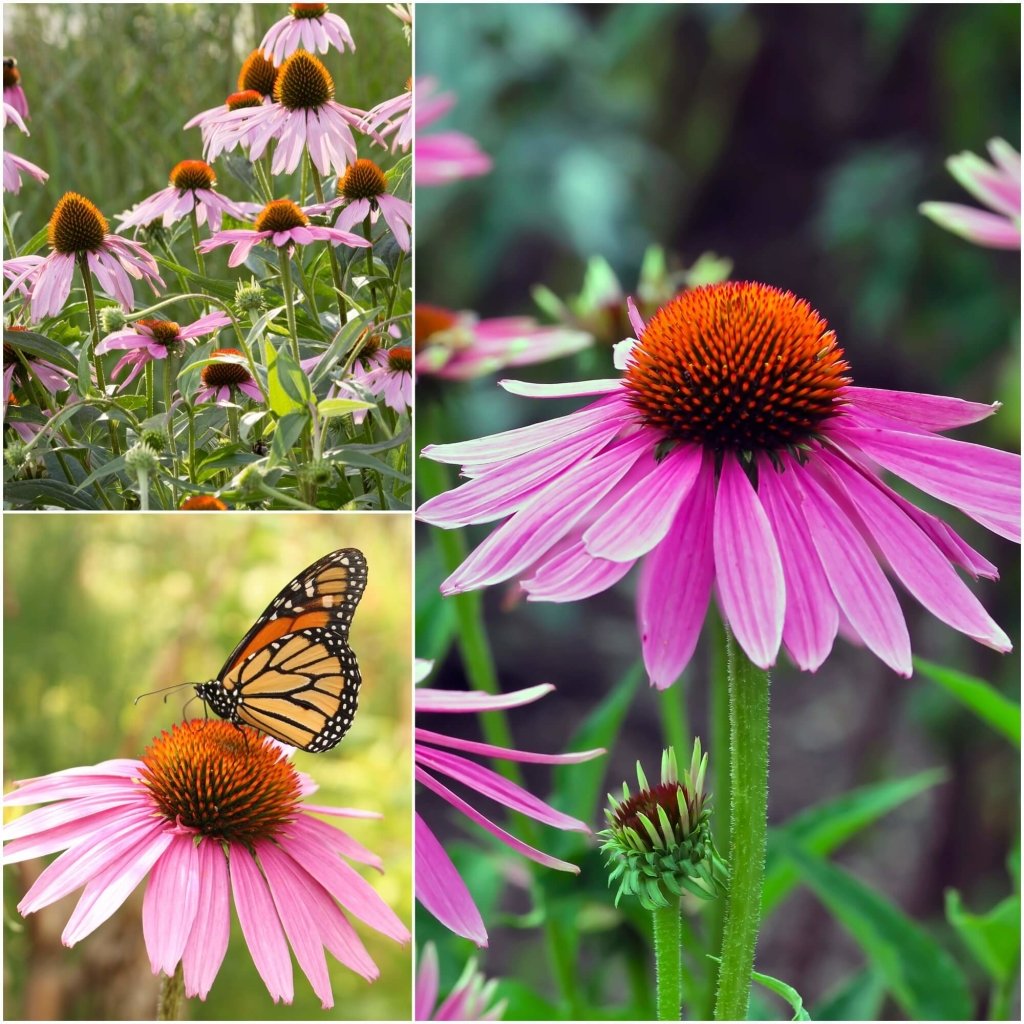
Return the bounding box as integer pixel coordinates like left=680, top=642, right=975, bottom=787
left=361, top=79, right=413, bottom=153
left=95, top=311, right=231, bottom=389
left=416, top=943, right=505, bottom=1022
left=419, top=282, right=1020, bottom=686
left=3, top=57, right=29, bottom=120
left=197, top=198, right=370, bottom=268
left=204, top=51, right=368, bottom=177
left=415, top=78, right=491, bottom=187
left=260, top=3, right=355, bottom=66
left=309, top=158, right=413, bottom=251
left=195, top=348, right=264, bottom=405
left=354, top=344, right=412, bottom=415
left=14, top=193, right=164, bottom=321
left=2, top=100, right=47, bottom=194
left=920, top=138, right=1021, bottom=249
left=4, top=327, right=75, bottom=438
left=416, top=675, right=603, bottom=945
left=416, top=305, right=592, bottom=380
left=117, top=160, right=260, bottom=234
left=2, top=720, right=410, bottom=1008
left=184, top=51, right=277, bottom=143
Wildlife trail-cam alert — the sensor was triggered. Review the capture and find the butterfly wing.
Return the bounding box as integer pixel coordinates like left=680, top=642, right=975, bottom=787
left=210, top=548, right=367, bottom=752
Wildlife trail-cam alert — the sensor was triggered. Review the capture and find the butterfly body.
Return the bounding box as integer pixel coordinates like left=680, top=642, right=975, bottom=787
left=195, top=548, right=367, bottom=753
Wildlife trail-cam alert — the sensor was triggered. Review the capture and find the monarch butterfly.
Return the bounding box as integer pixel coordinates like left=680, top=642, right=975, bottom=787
left=194, top=548, right=367, bottom=753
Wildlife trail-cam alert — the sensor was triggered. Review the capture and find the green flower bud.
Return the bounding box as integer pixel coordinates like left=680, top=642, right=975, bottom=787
left=234, top=276, right=266, bottom=317
left=140, top=429, right=167, bottom=452
left=599, top=740, right=727, bottom=911
left=298, top=460, right=332, bottom=488
left=98, top=305, right=129, bottom=334
left=124, top=441, right=159, bottom=476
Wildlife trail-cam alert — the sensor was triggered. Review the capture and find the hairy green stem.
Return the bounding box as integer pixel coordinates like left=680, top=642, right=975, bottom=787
left=361, top=213, right=378, bottom=309
left=156, top=964, right=184, bottom=1021
left=145, top=359, right=156, bottom=420
left=654, top=901, right=683, bottom=1020
left=80, top=259, right=121, bottom=457
left=189, top=207, right=206, bottom=278
left=163, top=352, right=179, bottom=507
left=385, top=248, right=406, bottom=322
left=254, top=156, right=274, bottom=203
left=714, top=626, right=770, bottom=1021
left=258, top=480, right=319, bottom=510
left=308, top=158, right=347, bottom=322
left=3, top=205, right=18, bottom=257
left=277, top=249, right=302, bottom=365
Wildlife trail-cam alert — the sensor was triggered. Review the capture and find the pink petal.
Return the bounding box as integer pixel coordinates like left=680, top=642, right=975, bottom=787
left=181, top=838, right=231, bottom=1000
left=756, top=457, right=839, bottom=672
left=142, top=833, right=201, bottom=975
left=522, top=537, right=635, bottom=602
left=713, top=453, right=785, bottom=669
left=820, top=452, right=1011, bottom=652
left=415, top=814, right=487, bottom=947
left=417, top=745, right=591, bottom=831
left=844, top=386, right=999, bottom=432
left=415, top=941, right=440, bottom=1020
left=919, top=202, right=1021, bottom=249
left=790, top=459, right=912, bottom=676
left=289, top=813, right=383, bottom=870
left=4, top=760, right=142, bottom=804
left=584, top=443, right=703, bottom=561
left=498, top=378, right=622, bottom=398
left=416, top=768, right=582, bottom=872
left=637, top=452, right=716, bottom=688
left=416, top=682, right=555, bottom=713
left=416, top=728, right=603, bottom=766
left=228, top=845, right=294, bottom=1004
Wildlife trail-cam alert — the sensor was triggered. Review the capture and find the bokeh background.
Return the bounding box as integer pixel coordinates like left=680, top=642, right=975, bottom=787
left=416, top=3, right=1020, bottom=1020
left=3, top=514, right=412, bottom=1020
left=3, top=2, right=409, bottom=237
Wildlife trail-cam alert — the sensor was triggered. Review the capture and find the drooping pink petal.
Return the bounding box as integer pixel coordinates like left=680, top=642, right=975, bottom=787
left=844, top=386, right=1000, bottom=431
left=415, top=814, right=487, bottom=947
left=819, top=452, right=1011, bottom=651
left=142, top=833, right=201, bottom=976
left=181, top=838, right=231, bottom=1000
left=417, top=745, right=590, bottom=832
left=497, top=378, right=622, bottom=399
left=416, top=682, right=555, bottom=713
left=288, top=813, right=383, bottom=871
left=416, top=728, right=603, bottom=766
left=918, top=202, right=1021, bottom=249
left=756, top=456, right=839, bottom=672
left=790, top=459, right=912, bottom=676
left=415, top=941, right=440, bottom=1020
left=441, top=432, right=650, bottom=593
left=228, top=844, right=294, bottom=1004
left=522, top=537, right=635, bottom=602
left=637, top=452, right=716, bottom=688
left=416, top=768, right=582, bottom=872
left=2, top=789, right=152, bottom=851
left=713, top=453, right=785, bottom=669
left=584, top=443, right=703, bottom=561
left=3, top=760, right=142, bottom=804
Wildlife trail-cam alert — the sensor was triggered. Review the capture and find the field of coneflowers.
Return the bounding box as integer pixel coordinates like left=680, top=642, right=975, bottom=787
left=4, top=4, right=411, bottom=510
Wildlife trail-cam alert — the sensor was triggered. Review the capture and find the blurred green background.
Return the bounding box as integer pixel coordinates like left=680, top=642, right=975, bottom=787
left=416, top=4, right=1020, bottom=1020
left=3, top=2, right=409, bottom=238
left=3, top=514, right=412, bottom=1020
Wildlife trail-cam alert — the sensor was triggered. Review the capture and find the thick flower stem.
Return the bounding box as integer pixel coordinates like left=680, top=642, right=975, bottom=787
left=277, top=249, right=302, bottom=366
left=307, top=158, right=347, bottom=322
left=189, top=208, right=206, bottom=278
left=3, top=205, right=18, bottom=257
left=163, top=352, right=179, bottom=508
left=385, top=248, right=406, bottom=322
left=653, top=901, right=683, bottom=1020
left=362, top=214, right=379, bottom=310
left=714, top=626, right=770, bottom=1022
left=80, top=259, right=121, bottom=458
left=145, top=359, right=156, bottom=420
left=156, top=963, right=184, bottom=1021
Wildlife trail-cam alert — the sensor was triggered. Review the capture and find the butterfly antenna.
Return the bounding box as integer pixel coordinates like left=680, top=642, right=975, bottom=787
left=133, top=680, right=196, bottom=707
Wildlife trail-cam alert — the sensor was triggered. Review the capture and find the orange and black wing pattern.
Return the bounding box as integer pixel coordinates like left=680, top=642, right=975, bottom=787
left=195, top=548, right=367, bottom=753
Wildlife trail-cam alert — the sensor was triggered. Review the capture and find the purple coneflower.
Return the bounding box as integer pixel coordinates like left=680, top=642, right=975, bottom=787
left=2, top=720, right=410, bottom=1008
left=416, top=304, right=592, bottom=380
left=260, top=3, right=355, bottom=66
left=3, top=57, right=29, bottom=120
left=197, top=198, right=369, bottom=268
left=309, top=158, right=412, bottom=251
left=361, top=79, right=413, bottom=154
left=416, top=943, right=505, bottom=1022
left=419, top=282, right=1020, bottom=686
left=2, top=100, right=47, bottom=194
left=416, top=666, right=603, bottom=945
left=203, top=51, right=369, bottom=178
left=117, top=160, right=260, bottom=233
left=415, top=78, right=491, bottom=187
left=353, top=344, right=412, bottom=415
left=195, top=347, right=264, bottom=405
left=184, top=50, right=277, bottom=143
left=12, top=193, right=164, bottom=321
left=920, top=139, right=1021, bottom=249
left=95, top=311, right=232, bottom=388
left=4, top=326, right=75, bottom=439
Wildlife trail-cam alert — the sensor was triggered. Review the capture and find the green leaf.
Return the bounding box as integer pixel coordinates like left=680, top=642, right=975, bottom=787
left=776, top=838, right=973, bottom=1020
left=4, top=328, right=78, bottom=371
left=269, top=411, right=308, bottom=467
left=77, top=339, right=93, bottom=398
left=75, top=453, right=129, bottom=491
left=265, top=343, right=310, bottom=417
left=318, top=397, right=375, bottom=419
left=307, top=307, right=379, bottom=386
left=709, top=958, right=811, bottom=1020
left=812, top=967, right=886, bottom=1021
left=914, top=657, right=1020, bottom=747
left=945, top=889, right=1020, bottom=984
left=551, top=662, right=640, bottom=825
left=328, top=448, right=410, bottom=483
left=764, top=769, right=947, bottom=914
left=4, top=478, right=100, bottom=510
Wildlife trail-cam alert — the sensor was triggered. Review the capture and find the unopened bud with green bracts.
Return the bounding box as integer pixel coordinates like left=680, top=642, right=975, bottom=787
left=599, top=740, right=727, bottom=911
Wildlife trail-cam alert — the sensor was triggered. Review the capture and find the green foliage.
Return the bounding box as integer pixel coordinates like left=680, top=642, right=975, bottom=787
left=945, top=889, right=1021, bottom=987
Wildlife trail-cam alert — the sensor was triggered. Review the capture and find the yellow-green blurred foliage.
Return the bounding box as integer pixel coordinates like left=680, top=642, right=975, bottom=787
left=3, top=513, right=412, bottom=1021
